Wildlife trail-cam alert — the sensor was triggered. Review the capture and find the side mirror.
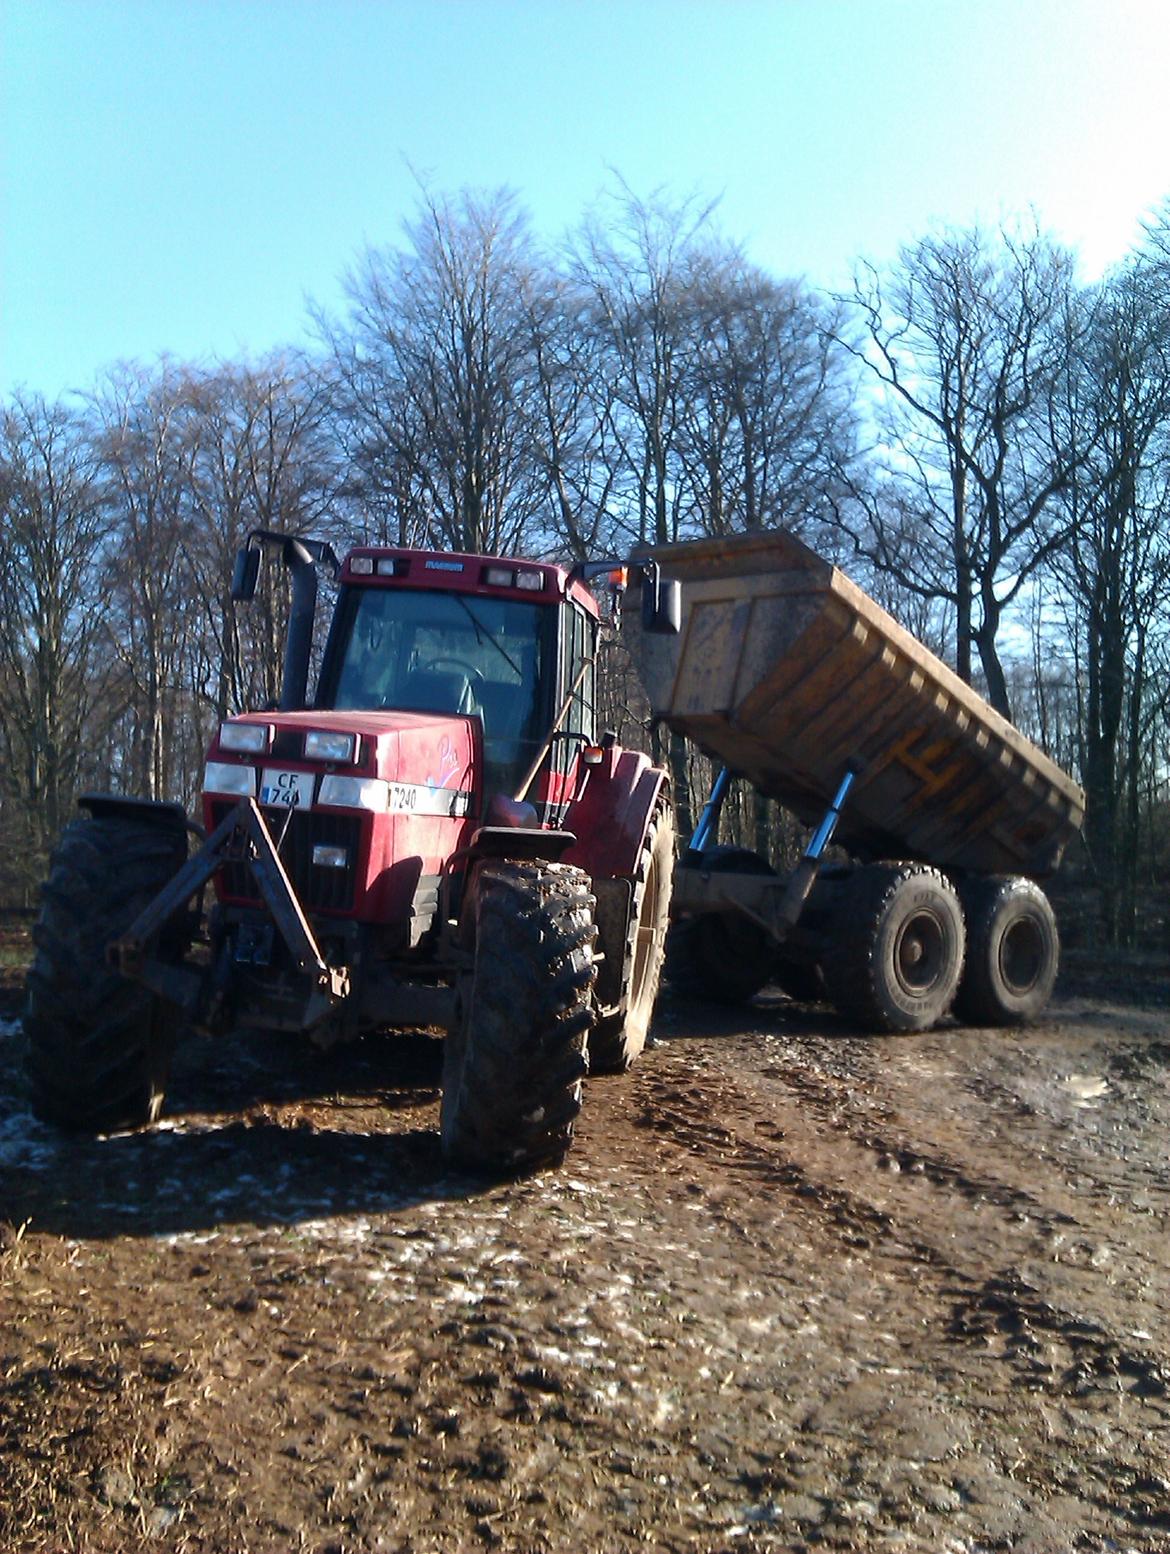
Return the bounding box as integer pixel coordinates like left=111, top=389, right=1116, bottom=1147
left=640, top=571, right=681, bottom=635
left=231, top=546, right=261, bottom=602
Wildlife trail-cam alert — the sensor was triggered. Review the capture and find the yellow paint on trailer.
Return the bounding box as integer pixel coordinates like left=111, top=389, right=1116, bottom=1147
left=631, top=529, right=1085, bottom=878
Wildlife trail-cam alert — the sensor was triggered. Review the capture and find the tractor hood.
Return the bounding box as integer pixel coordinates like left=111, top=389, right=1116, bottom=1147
left=203, top=708, right=478, bottom=821
left=201, top=708, right=480, bottom=925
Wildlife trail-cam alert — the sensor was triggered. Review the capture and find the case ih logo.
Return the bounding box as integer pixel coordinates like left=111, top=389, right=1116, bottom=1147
left=426, top=735, right=461, bottom=791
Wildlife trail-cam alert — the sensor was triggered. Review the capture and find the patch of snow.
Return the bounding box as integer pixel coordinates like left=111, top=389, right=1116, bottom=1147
left=533, top=1343, right=574, bottom=1366
left=0, top=1107, right=57, bottom=1170
left=1064, top=1074, right=1111, bottom=1106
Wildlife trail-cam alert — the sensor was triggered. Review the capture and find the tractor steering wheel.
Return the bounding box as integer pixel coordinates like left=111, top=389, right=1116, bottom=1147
left=429, top=657, right=486, bottom=689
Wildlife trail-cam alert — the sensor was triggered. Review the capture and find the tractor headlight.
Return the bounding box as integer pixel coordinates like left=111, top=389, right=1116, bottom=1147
left=304, top=729, right=358, bottom=763
left=204, top=761, right=257, bottom=797
left=219, top=721, right=270, bottom=755
left=318, top=775, right=390, bottom=811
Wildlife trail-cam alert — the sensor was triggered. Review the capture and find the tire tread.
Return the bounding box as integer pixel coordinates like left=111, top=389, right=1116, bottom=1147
left=440, top=860, right=596, bottom=1174
left=831, top=862, right=965, bottom=1033
left=24, top=815, right=188, bottom=1132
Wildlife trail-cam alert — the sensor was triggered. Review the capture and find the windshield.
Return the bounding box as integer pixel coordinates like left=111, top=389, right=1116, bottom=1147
left=322, top=586, right=551, bottom=794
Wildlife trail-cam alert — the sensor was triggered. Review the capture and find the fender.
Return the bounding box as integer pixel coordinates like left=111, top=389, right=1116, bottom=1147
left=78, top=792, right=192, bottom=833
left=562, top=748, right=669, bottom=881
left=465, top=826, right=575, bottom=863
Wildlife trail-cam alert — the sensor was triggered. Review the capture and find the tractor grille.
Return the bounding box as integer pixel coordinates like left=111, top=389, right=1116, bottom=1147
left=211, top=803, right=362, bottom=913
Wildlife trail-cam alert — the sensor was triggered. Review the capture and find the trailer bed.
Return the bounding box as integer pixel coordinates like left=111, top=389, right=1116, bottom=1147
left=633, top=531, right=1085, bottom=878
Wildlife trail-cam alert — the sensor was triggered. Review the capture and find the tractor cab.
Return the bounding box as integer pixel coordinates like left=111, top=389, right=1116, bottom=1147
left=316, top=547, right=601, bottom=815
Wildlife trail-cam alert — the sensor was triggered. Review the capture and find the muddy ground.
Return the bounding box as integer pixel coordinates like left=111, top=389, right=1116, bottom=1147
left=2, top=932, right=1169, bottom=1553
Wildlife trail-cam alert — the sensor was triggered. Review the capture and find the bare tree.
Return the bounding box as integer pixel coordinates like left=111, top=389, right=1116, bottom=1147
left=325, top=186, right=552, bottom=555
left=318, top=325, right=435, bottom=549
left=90, top=363, right=198, bottom=800
left=571, top=182, right=719, bottom=551
left=0, top=394, right=107, bottom=887
left=838, top=223, right=1087, bottom=716
left=180, top=356, right=340, bottom=735
left=520, top=268, right=623, bottom=562
left=1051, top=250, right=1170, bottom=942
left=674, top=249, right=859, bottom=542
left=570, top=183, right=724, bottom=835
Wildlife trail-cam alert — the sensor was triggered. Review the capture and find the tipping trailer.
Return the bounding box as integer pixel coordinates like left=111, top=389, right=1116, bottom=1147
left=631, top=529, right=1086, bottom=1031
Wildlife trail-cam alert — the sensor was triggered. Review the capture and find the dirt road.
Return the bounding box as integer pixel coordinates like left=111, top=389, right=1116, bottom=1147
left=2, top=972, right=1170, bottom=1552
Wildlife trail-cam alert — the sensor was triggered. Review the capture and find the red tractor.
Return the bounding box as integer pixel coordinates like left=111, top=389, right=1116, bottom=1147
left=24, top=532, right=679, bottom=1173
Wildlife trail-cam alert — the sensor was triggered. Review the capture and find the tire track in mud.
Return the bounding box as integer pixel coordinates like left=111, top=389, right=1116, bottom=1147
left=7, top=990, right=1170, bottom=1551
left=622, top=1040, right=1170, bottom=1433
left=627, top=1066, right=956, bottom=1271
left=614, top=1035, right=1170, bottom=1545
left=721, top=1019, right=1170, bottom=1326
left=754, top=1055, right=1083, bottom=1227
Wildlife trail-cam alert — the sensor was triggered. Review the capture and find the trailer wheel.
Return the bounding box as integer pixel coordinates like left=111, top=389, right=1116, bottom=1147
left=24, top=814, right=190, bottom=1132
left=954, top=876, right=1059, bottom=1026
left=440, top=860, right=596, bottom=1174
left=590, top=802, right=675, bottom=1073
left=666, top=847, right=776, bottom=1005
left=832, top=863, right=965, bottom=1033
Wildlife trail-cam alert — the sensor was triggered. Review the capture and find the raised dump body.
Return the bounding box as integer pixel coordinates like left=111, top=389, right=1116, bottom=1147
left=634, top=530, right=1085, bottom=878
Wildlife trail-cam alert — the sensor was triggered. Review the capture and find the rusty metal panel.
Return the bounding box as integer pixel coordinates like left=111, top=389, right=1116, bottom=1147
left=631, top=530, right=1085, bottom=878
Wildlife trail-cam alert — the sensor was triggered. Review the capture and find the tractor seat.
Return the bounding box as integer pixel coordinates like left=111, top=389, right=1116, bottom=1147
left=393, top=670, right=471, bottom=713
left=474, top=678, right=527, bottom=738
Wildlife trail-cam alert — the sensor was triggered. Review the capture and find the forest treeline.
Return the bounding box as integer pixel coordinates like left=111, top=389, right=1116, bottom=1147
left=2, top=184, right=1167, bottom=944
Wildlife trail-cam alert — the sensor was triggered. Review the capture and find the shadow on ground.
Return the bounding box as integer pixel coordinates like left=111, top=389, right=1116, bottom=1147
left=0, top=1022, right=490, bottom=1242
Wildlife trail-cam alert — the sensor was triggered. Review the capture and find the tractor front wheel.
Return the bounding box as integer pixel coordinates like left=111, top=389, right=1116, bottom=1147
left=440, top=860, right=596, bottom=1174
left=24, top=813, right=190, bottom=1132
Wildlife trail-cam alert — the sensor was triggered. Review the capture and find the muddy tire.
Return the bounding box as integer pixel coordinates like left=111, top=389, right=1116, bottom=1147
left=440, top=860, right=596, bottom=1174
left=24, top=814, right=189, bottom=1132
left=666, top=847, right=776, bottom=1006
left=590, top=803, right=675, bottom=1073
left=831, top=863, right=965, bottom=1033
left=954, top=876, right=1059, bottom=1026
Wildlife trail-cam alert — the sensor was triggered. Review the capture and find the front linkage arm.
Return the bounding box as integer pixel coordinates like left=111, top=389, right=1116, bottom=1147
left=109, top=799, right=351, bottom=1017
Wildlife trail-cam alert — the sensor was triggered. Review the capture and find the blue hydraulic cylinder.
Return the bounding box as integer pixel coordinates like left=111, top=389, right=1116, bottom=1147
left=804, top=766, right=858, bottom=862
left=687, top=766, right=732, bottom=859
left=774, top=764, right=860, bottom=931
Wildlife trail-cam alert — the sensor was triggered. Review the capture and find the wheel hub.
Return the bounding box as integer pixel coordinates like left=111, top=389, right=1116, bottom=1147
left=999, top=916, right=1044, bottom=994
left=894, top=911, right=945, bottom=995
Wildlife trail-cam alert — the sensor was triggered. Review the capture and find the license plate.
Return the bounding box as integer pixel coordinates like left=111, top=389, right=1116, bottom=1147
left=259, top=769, right=315, bottom=808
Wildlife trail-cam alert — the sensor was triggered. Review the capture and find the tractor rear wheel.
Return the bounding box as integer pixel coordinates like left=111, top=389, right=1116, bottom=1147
left=24, top=813, right=190, bottom=1132
left=440, top=860, right=596, bottom=1174
left=666, top=846, right=777, bottom=1006
left=589, top=802, right=674, bottom=1074
left=831, top=863, right=965, bottom=1033
left=953, top=876, right=1059, bottom=1026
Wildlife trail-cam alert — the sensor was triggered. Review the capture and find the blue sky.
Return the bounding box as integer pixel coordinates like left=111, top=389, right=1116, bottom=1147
left=3, top=0, right=1170, bottom=400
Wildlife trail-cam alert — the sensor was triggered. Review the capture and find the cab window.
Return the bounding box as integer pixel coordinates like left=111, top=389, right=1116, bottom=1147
left=322, top=586, right=554, bottom=796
